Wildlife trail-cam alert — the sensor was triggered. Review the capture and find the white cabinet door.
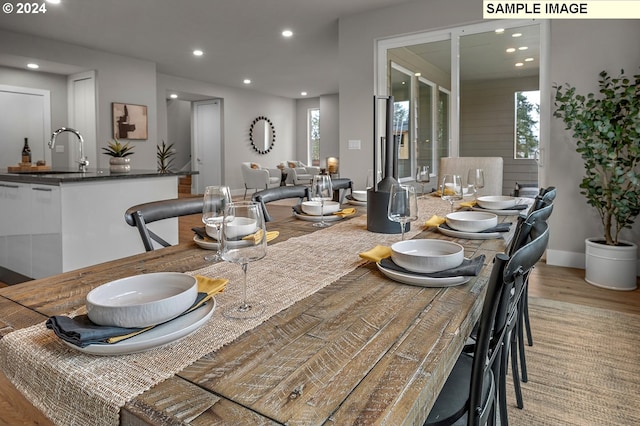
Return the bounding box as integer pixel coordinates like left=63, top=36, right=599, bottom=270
left=31, top=185, right=62, bottom=278
left=1, top=182, right=31, bottom=277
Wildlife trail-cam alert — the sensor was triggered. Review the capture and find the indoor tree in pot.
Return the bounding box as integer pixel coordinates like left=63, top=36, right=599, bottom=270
left=554, top=69, right=640, bottom=290
left=157, top=140, right=176, bottom=173
left=102, top=138, right=134, bottom=173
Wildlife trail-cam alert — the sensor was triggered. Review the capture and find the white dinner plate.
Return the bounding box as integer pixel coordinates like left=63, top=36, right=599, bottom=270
left=193, top=235, right=220, bottom=250
left=63, top=299, right=216, bottom=356
left=294, top=211, right=345, bottom=222
left=437, top=224, right=503, bottom=240
left=345, top=195, right=366, bottom=206
left=376, top=261, right=471, bottom=288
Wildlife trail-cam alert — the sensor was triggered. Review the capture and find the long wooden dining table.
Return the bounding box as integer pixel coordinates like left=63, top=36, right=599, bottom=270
left=0, top=196, right=519, bottom=425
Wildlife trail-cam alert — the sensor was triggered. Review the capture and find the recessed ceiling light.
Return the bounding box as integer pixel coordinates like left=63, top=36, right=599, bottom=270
left=169, top=94, right=178, bottom=99
left=301, top=91, right=307, bottom=96
left=495, top=28, right=505, bottom=34
left=282, top=30, right=293, bottom=38
left=243, top=79, right=251, bottom=84
left=518, top=46, right=528, bottom=51
left=515, top=62, right=524, bottom=67
left=46, top=0, right=61, bottom=4
left=506, top=48, right=516, bottom=53
left=414, top=72, right=421, bottom=77
left=512, top=33, right=522, bottom=38
left=193, top=49, right=204, bottom=56
left=525, top=57, right=534, bottom=62
left=27, top=63, right=39, bottom=69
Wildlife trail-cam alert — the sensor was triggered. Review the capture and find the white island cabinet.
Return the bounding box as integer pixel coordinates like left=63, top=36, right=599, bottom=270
left=0, top=171, right=187, bottom=279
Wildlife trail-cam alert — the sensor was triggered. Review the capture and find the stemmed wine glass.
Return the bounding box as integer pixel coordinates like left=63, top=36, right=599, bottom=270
left=467, top=168, right=485, bottom=201
left=202, top=185, right=231, bottom=261
left=441, top=174, right=463, bottom=212
left=416, top=165, right=431, bottom=197
left=387, top=184, right=418, bottom=241
left=310, top=174, right=333, bottom=228
left=221, top=201, right=267, bottom=319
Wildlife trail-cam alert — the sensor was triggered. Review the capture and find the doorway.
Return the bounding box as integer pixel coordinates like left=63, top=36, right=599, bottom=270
left=192, top=99, right=222, bottom=194
left=378, top=19, right=548, bottom=194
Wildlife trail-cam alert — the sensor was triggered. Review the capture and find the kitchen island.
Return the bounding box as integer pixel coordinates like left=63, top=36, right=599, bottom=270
left=0, top=169, right=195, bottom=280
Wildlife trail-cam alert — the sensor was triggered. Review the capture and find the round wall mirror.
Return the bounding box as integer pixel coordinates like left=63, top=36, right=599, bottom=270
left=249, top=116, right=275, bottom=154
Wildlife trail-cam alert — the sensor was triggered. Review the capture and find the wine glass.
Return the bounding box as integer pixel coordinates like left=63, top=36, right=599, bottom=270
left=387, top=184, right=418, bottom=240
left=221, top=201, right=267, bottom=319
left=467, top=168, right=485, bottom=200
left=441, top=174, right=463, bottom=212
left=202, top=185, right=231, bottom=261
left=310, top=174, right=333, bottom=228
left=415, top=165, right=431, bottom=197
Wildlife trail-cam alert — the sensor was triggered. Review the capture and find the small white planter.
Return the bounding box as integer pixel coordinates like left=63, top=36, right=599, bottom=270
left=109, top=157, right=131, bottom=173
left=585, top=238, right=638, bottom=291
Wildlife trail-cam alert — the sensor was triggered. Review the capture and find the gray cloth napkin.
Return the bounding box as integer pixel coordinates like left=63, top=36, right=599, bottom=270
left=477, top=204, right=528, bottom=211
left=46, top=293, right=207, bottom=348
left=440, top=222, right=512, bottom=233
left=379, top=255, right=485, bottom=278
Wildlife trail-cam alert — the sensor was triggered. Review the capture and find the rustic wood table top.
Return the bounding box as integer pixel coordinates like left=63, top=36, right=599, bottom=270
left=0, top=199, right=516, bottom=425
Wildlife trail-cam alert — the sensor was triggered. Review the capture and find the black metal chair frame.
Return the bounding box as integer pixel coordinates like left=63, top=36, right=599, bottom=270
left=124, top=197, right=205, bottom=252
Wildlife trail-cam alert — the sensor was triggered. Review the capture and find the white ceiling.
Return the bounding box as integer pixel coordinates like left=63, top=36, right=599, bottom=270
left=0, top=0, right=418, bottom=99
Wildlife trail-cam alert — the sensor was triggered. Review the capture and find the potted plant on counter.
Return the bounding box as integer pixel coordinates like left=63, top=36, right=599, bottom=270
left=554, top=69, right=640, bottom=290
left=157, top=140, right=176, bottom=173
left=102, top=138, right=134, bottom=173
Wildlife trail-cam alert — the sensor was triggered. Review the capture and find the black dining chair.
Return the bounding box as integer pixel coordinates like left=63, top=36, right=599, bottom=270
left=124, top=197, right=205, bottom=251
left=424, top=222, right=549, bottom=426
left=251, top=185, right=308, bottom=222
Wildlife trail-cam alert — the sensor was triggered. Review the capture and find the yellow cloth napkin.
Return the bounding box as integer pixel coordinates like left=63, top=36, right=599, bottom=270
left=459, top=200, right=477, bottom=208
left=334, top=207, right=356, bottom=218
left=425, top=215, right=446, bottom=227
left=107, top=276, right=227, bottom=344
left=242, top=230, right=279, bottom=244
left=358, top=245, right=392, bottom=262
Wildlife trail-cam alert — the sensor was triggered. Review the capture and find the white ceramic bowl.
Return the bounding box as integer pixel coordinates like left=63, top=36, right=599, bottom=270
left=351, top=190, right=368, bottom=202
left=445, top=211, right=498, bottom=233
left=391, top=239, right=464, bottom=273
left=477, top=195, right=518, bottom=210
left=301, top=200, right=340, bottom=216
left=223, top=216, right=258, bottom=239
left=86, top=272, right=198, bottom=328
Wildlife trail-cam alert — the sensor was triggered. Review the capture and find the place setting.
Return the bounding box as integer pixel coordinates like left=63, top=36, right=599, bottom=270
left=470, top=195, right=531, bottom=215
left=45, top=273, right=227, bottom=355
left=345, top=189, right=367, bottom=206
left=359, top=240, right=485, bottom=287
left=292, top=175, right=355, bottom=225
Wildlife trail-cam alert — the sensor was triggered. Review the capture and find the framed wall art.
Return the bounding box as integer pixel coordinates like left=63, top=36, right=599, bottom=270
left=112, top=102, right=148, bottom=140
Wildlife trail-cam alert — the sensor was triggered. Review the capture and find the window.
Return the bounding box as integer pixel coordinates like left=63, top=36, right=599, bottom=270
left=308, top=108, right=320, bottom=166
left=514, top=90, right=540, bottom=159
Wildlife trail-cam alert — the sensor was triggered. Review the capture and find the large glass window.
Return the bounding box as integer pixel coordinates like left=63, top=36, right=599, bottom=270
left=308, top=108, right=320, bottom=166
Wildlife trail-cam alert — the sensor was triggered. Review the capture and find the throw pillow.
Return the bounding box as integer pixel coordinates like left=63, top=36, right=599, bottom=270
left=287, top=161, right=297, bottom=169
left=250, top=163, right=260, bottom=169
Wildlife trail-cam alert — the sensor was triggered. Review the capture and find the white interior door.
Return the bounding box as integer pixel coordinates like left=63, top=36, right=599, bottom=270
left=0, top=85, right=51, bottom=170
left=192, top=99, right=222, bottom=194
left=68, top=71, right=97, bottom=169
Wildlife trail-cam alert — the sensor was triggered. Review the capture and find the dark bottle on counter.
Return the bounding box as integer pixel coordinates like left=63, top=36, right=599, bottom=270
left=21, top=138, right=32, bottom=164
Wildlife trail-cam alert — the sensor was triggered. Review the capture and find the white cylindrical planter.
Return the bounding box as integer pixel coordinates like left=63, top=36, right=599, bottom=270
left=585, top=238, right=638, bottom=291
left=109, top=157, right=131, bottom=173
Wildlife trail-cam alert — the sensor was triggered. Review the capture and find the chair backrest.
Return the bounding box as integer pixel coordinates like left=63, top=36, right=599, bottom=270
left=531, top=186, right=556, bottom=211
left=329, top=178, right=353, bottom=203
left=468, top=252, right=511, bottom=425
left=439, top=157, right=504, bottom=196
left=508, top=201, right=553, bottom=256
left=251, top=186, right=308, bottom=222
left=124, top=197, right=205, bottom=251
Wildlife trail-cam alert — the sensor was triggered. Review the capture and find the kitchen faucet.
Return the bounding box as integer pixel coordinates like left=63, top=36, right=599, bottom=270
left=49, top=127, right=89, bottom=172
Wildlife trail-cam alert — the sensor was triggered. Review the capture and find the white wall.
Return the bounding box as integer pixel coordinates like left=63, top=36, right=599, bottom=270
left=319, top=94, right=340, bottom=170
left=0, top=29, right=158, bottom=171
left=546, top=20, right=640, bottom=269
left=156, top=73, right=296, bottom=195
left=338, top=1, right=639, bottom=271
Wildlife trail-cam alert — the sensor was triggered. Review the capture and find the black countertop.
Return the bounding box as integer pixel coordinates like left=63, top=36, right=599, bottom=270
left=0, top=169, right=197, bottom=186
